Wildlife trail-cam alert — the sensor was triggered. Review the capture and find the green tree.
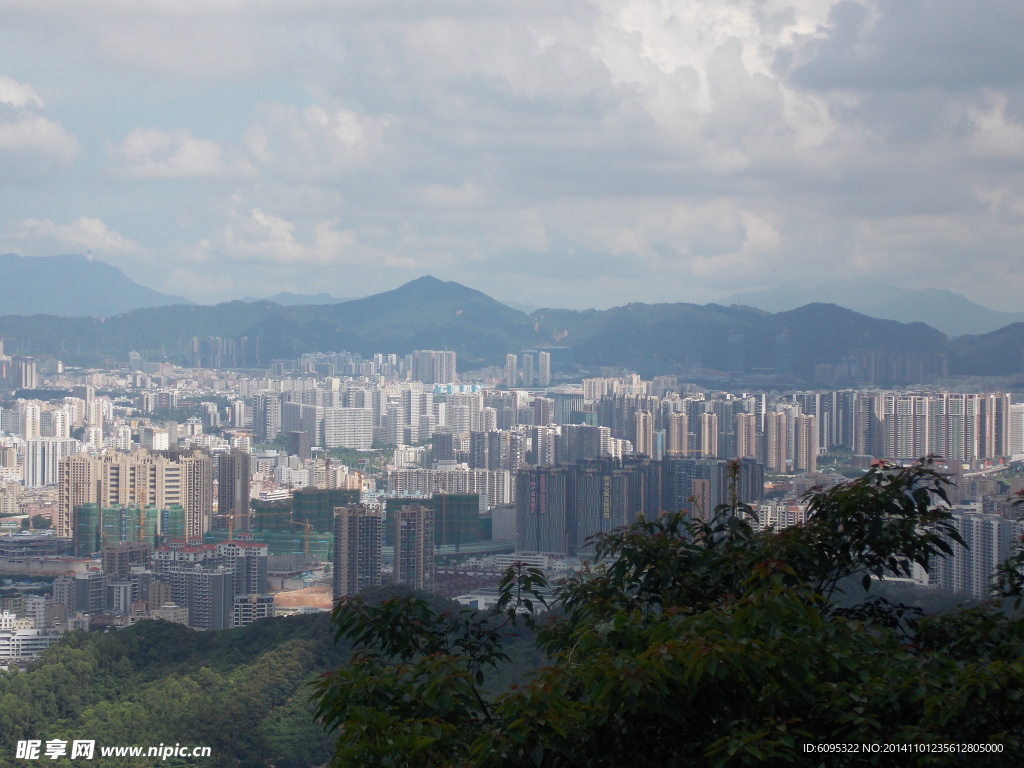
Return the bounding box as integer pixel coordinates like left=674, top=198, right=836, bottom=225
left=313, top=460, right=1024, bottom=766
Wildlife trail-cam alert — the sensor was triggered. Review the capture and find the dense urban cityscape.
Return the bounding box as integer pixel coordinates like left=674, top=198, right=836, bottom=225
left=3, top=1, right=1024, bottom=762
left=1, top=330, right=1022, bottom=663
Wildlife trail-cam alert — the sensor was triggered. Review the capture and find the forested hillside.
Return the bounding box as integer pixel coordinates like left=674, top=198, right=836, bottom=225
left=0, top=614, right=340, bottom=767
left=0, top=585, right=542, bottom=768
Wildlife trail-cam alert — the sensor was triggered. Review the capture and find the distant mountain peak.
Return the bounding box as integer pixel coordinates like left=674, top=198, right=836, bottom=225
left=387, top=275, right=494, bottom=302
left=0, top=252, right=194, bottom=317
left=399, top=275, right=470, bottom=293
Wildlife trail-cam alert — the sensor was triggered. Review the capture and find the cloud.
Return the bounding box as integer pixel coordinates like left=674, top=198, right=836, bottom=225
left=156, top=205, right=427, bottom=301
left=0, top=75, right=77, bottom=179
left=0, top=1, right=273, bottom=79
left=0, top=74, right=44, bottom=108
left=789, top=0, right=1024, bottom=92
left=3, top=2, right=1024, bottom=311
left=7, top=216, right=139, bottom=256
left=214, top=207, right=417, bottom=269
left=964, top=92, right=1024, bottom=159
left=109, top=128, right=255, bottom=179
left=252, top=103, right=391, bottom=179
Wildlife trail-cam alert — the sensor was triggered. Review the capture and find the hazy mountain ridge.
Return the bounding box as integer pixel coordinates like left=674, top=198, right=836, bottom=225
left=0, top=276, right=983, bottom=377
left=1, top=258, right=1022, bottom=376
left=0, top=253, right=194, bottom=317
left=720, top=280, right=1024, bottom=337
left=947, top=322, right=1024, bottom=376
left=241, top=291, right=351, bottom=306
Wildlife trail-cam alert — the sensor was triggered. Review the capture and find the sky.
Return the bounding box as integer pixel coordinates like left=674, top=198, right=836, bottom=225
left=0, top=0, right=1022, bottom=311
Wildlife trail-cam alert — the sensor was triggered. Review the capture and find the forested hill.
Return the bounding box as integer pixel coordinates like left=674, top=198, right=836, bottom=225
left=0, top=586, right=541, bottom=768
left=0, top=614, right=342, bottom=768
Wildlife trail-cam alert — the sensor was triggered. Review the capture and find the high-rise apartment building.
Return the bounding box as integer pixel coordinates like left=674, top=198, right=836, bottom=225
left=699, top=413, right=719, bottom=458
left=556, top=425, right=608, bottom=466
left=216, top=539, right=269, bottom=596
left=58, top=449, right=213, bottom=539
left=504, top=354, right=518, bottom=388
left=763, top=411, right=788, bottom=473
left=662, top=457, right=764, bottom=520
left=516, top=466, right=569, bottom=554
left=386, top=467, right=512, bottom=507
left=140, top=427, right=170, bottom=451
left=166, top=565, right=235, bottom=630
left=39, top=408, right=70, bottom=439
left=410, top=350, right=457, bottom=386
left=333, top=504, right=383, bottom=600
left=923, top=508, right=1019, bottom=598
left=521, top=353, right=535, bottom=387
left=1010, top=403, right=1024, bottom=458
left=281, top=401, right=323, bottom=446
left=516, top=457, right=669, bottom=556
left=230, top=400, right=247, bottom=428
left=323, top=406, right=373, bottom=449
left=391, top=504, right=435, bottom=591
left=14, top=357, right=37, bottom=390
left=850, top=391, right=1010, bottom=462
left=538, top=351, right=551, bottom=387
left=102, top=542, right=151, bottom=575
left=527, top=425, right=558, bottom=466
left=666, top=412, right=688, bottom=456
left=735, top=412, right=757, bottom=459
left=634, top=411, right=655, bottom=458
left=852, top=392, right=883, bottom=458
left=287, top=430, right=311, bottom=460
left=23, top=438, right=80, bottom=488
left=233, top=594, right=274, bottom=627
left=153, top=537, right=268, bottom=629
left=53, top=571, right=106, bottom=614
left=19, top=401, right=41, bottom=439
left=793, top=414, right=818, bottom=473
left=216, top=449, right=252, bottom=532
left=253, top=393, right=281, bottom=443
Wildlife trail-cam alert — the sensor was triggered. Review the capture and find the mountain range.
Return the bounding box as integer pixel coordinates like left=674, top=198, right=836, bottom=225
left=1, top=254, right=1024, bottom=379
left=0, top=253, right=193, bottom=317
left=2, top=253, right=1019, bottom=335
left=720, top=280, right=1024, bottom=337
left=241, top=291, right=351, bottom=306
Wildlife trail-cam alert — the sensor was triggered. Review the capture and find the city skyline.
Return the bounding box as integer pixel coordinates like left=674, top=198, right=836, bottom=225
left=0, top=2, right=1021, bottom=761
left=1, top=2, right=1023, bottom=311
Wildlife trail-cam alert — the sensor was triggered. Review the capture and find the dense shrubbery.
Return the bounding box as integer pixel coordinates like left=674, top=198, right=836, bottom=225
left=0, top=614, right=343, bottom=768
left=314, top=461, right=1024, bottom=767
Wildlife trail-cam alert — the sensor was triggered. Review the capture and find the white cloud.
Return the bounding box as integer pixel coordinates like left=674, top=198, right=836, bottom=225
left=964, top=91, right=1024, bottom=159
left=252, top=103, right=391, bottom=179
left=109, top=128, right=254, bottom=179
left=0, top=75, right=77, bottom=178
left=215, top=207, right=417, bottom=269
left=243, top=126, right=271, bottom=163
left=0, top=74, right=44, bottom=108
left=3, top=2, right=1024, bottom=309
left=0, top=115, right=76, bottom=160
left=7, top=216, right=139, bottom=256
left=974, top=185, right=1024, bottom=222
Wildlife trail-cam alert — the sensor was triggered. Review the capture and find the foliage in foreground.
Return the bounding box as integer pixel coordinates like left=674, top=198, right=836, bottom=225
left=313, top=461, right=1024, bottom=767
left=0, top=613, right=343, bottom=768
